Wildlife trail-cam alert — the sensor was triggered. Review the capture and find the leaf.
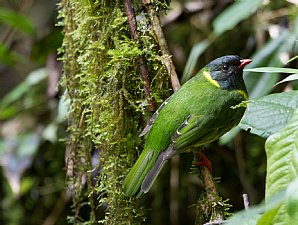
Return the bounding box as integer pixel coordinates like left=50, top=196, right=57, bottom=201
left=181, top=39, right=211, bottom=84
left=0, top=43, right=22, bottom=65
left=56, top=92, right=71, bottom=123
left=228, top=107, right=298, bottom=224
left=227, top=179, right=298, bottom=225
left=245, top=67, right=298, bottom=74
left=42, top=123, right=58, bottom=143
left=244, top=31, right=290, bottom=98
left=0, top=132, right=40, bottom=196
left=287, top=179, right=298, bottom=223
left=275, top=74, right=298, bottom=86
left=226, top=190, right=286, bottom=225
left=0, top=68, right=48, bottom=109
left=239, top=91, right=298, bottom=138
left=286, top=55, right=298, bottom=64
left=264, top=108, right=298, bottom=223
left=212, top=0, right=263, bottom=35
left=256, top=206, right=281, bottom=225
left=0, top=7, right=35, bottom=35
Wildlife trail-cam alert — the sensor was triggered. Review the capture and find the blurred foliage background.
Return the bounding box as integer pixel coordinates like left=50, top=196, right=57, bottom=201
left=0, top=0, right=297, bottom=225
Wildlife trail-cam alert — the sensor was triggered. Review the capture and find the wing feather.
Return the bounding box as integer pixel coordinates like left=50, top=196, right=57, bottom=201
left=139, top=95, right=173, bottom=137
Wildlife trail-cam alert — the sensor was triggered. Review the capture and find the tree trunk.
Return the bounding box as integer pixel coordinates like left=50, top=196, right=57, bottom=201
left=59, top=0, right=171, bottom=224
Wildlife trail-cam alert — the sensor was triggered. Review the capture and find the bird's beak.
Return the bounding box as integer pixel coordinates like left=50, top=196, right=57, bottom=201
left=239, top=59, right=252, bottom=69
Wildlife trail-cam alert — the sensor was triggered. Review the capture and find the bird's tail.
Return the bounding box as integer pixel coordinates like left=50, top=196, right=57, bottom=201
left=123, top=149, right=158, bottom=196
left=140, top=151, right=167, bottom=194
left=123, top=149, right=168, bottom=196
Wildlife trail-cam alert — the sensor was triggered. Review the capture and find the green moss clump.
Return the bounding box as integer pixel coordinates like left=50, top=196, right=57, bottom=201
left=58, top=0, right=170, bottom=224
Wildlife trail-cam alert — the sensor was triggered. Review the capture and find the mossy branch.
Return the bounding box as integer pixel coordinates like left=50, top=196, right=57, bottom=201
left=199, top=167, right=224, bottom=223
left=142, top=0, right=180, bottom=91
left=192, top=150, right=227, bottom=225
left=124, top=0, right=156, bottom=111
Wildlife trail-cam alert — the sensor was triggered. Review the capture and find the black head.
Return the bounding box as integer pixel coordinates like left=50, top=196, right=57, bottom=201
left=206, top=55, right=252, bottom=91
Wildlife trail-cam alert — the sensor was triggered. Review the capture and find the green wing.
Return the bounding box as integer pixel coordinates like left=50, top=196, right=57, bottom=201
left=139, top=95, right=173, bottom=137
left=170, top=113, right=219, bottom=151
left=140, top=114, right=206, bottom=194
left=171, top=114, right=203, bottom=149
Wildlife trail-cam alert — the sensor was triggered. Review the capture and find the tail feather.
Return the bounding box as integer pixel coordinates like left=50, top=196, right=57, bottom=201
left=124, top=144, right=176, bottom=196
left=141, top=152, right=167, bottom=194
left=123, top=149, right=157, bottom=196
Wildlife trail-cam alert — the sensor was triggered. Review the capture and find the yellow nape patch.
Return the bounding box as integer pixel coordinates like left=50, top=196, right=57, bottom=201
left=203, top=71, right=220, bottom=88
left=238, top=90, right=248, bottom=100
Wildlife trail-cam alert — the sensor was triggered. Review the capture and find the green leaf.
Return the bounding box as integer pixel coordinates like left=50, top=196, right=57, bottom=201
left=0, top=68, right=48, bottom=109
left=287, top=179, right=298, bottom=223
left=226, top=180, right=298, bottom=225
left=275, top=74, right=298, bottom=86
left=245, top=67, right=298, bottom=74
left=0, top=82, right=30, bottom=109
left=265, top=109, right=298, bottom=192
left=0, top=43, right=22, bottom=65
left=244, top=31, right=290, bottom=98
left=239, top=91, right=298, bottom=138
left=0, top=7, right=35, bottom=35
left=264, top=108, right=298, bottom=223
left=212, top=0, right=263, bottom=35
left=42, top=123, right=58, bottom=143
left=20, top=177, right=35, bottom=195
left=229, top=108, right=298, bottom=224
left=18, top=133, right=40, bottom=156
left=256, top=206, right=281, bottom=225
left=226, top=190, right=286, bottom=225
left=57, top=92, right=71, bottom=123
left=286, top=55, right=298, bottom=64
left=181, top=39, right=211, bottom=84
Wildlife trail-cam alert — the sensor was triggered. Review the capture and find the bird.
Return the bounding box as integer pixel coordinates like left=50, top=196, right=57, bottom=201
left=123, top=55, right=252, bottom=196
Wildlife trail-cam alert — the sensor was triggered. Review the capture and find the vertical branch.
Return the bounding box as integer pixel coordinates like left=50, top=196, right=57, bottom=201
left=142, top=0, right=180, bottom=91
left=243, top=194, right=250, bottom=210
left=200, top=167, right=224, bottom=222
left=124, top=0, right=156, bottom=111
left=195, top=149, right=224, bottom=224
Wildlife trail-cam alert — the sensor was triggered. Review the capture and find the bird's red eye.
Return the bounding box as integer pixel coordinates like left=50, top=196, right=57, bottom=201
left=222, top=65, right=229, bottom=71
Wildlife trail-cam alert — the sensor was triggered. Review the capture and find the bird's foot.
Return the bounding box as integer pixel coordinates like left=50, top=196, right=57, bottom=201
left=195, top=151, right=213, bottom=173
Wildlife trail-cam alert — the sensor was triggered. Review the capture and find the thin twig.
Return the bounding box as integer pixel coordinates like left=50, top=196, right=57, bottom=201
left=42, top=190, right=71, bottom=225
left=142, top=0, right=180, bottom=91
left=243, top=193, right=250, bottom=210
left=124, top=0, right=156, bottom=111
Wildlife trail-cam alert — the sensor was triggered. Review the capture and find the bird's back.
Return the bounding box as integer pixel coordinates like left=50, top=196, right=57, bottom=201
left=144, top=70, right=246, bottom=152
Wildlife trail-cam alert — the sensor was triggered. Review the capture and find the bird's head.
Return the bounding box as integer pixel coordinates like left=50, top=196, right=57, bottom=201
left=206, top=55, right=252, bottom=91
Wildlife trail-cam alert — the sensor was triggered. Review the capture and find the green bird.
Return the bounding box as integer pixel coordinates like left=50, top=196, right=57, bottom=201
left=123, top=55, right=252, bottom=196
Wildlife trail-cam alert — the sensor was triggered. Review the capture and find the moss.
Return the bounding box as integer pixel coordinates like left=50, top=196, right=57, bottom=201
left=58, top=0, right=170, bottom=224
